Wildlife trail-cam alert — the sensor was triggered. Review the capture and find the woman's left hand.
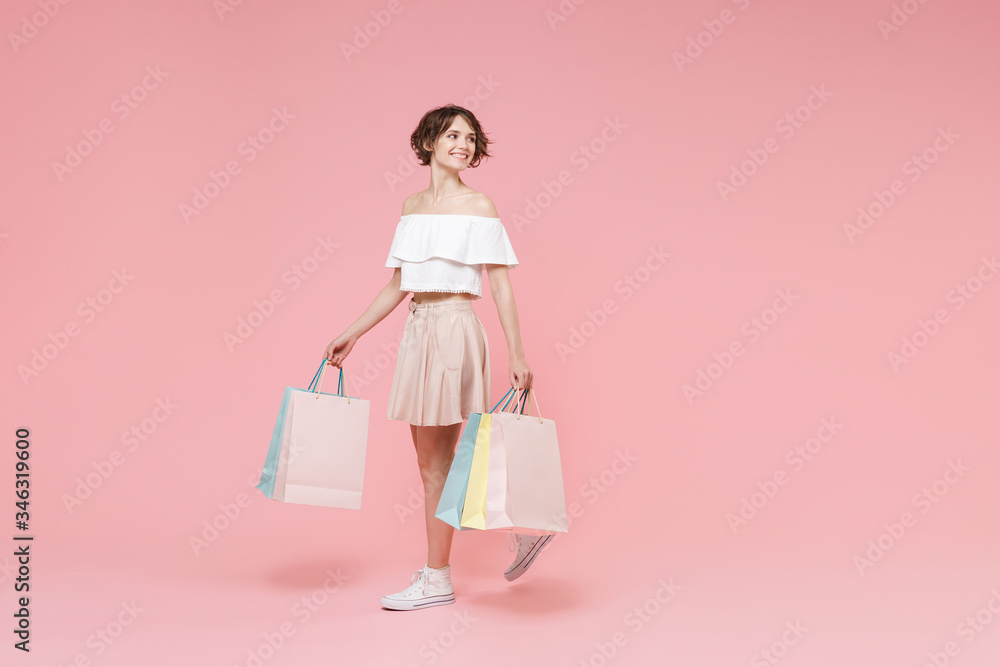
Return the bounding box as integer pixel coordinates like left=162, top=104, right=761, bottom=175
left=509, top=357, right=532, bottom=391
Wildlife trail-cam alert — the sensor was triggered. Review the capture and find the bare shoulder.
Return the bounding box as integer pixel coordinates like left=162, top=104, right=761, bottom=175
left=400, top=192, right=422, bottom=216
left=469, top=192, right=500, bottom=218
left=400, top=189, right=499, bottom=217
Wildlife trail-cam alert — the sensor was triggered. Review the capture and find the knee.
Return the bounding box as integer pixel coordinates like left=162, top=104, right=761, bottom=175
left=420, top=467, right=450, bottom=492
left=416, top=455, right=451, bottom=487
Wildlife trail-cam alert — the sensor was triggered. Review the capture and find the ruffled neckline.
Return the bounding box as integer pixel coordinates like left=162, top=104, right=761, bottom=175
left=385, top=213, right=518, bottom=268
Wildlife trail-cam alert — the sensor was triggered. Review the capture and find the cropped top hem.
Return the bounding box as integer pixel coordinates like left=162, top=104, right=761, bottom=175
left=403, top=285, right=483, bottom=300
left=384, top=214, right=518, bottom=298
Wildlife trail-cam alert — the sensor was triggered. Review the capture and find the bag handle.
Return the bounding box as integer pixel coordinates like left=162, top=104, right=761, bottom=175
left=308, top=359, right=350, bottom=403
left=307, top=359, right=325, bottom=391
left=489, top=387, right=518, bottom=413
left=493, top=386, right=528, bottom=414
left=489, top=385, right=543, bottom=422
left=496, top=389, right=521, bottom=415
left=507, top=386, right=530, bottom=414
left=513, top=386, right=543, bottom=423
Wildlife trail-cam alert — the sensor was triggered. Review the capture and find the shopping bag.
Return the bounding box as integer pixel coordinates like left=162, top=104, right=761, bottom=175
left=434, top=413, right=481, bottom=529
left=494, top=386, right=568, bottom=534
left=255, top=360, right=370, bottom=509
left=462, top=387, right=526, bottom=530
left=459, top=413, right=494, bottom=529
left=436, top=387, right=519, bottom=529
left=434, top=387, right=517, bottom=530
left=481, top=389, right=524, bottom=530
left=256, top=360, right=327, bottom=499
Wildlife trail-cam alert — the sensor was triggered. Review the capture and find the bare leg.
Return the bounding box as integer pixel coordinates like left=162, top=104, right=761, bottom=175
left=410, top=422, right=463, bottom=569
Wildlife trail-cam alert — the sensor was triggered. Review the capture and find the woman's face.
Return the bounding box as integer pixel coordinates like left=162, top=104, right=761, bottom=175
left=429, top=115, right=476, bottom=170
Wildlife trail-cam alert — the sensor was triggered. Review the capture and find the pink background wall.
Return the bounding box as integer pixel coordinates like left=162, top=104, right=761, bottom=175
left=3, top=0, right=999, bottom=664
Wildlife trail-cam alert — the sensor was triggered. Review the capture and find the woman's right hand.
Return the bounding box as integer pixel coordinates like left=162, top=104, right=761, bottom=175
left=324, top=333, right=357, bottom=368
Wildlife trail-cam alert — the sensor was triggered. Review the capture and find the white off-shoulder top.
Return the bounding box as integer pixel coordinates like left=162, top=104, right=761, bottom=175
left=384, top=214, right=519, bottom=300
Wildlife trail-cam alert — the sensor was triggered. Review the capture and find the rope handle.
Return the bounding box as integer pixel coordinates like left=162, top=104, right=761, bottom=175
left=513, top=386, right=542, bottom=423
left=308, top=359, right=350, bottom=403
left=490, top=386, right=530, bottom=414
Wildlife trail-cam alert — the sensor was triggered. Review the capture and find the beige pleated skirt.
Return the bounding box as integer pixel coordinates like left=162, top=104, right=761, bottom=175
left=386, top=297, right=491, bottom=426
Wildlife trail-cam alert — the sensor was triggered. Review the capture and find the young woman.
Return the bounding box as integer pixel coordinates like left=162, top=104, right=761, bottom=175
left=323, top=105, right=552, bottom=611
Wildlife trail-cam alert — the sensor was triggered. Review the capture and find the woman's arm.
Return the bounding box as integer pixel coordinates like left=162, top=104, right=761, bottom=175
left=485, top=264, right=533, bottom=390
left=325, top=268, right=408, bottom=367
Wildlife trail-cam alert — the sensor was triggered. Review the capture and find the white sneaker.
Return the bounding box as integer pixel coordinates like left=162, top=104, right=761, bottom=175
left=380, top=565, right=455, bottom=610
left=504, top=533, right=553, bottom=582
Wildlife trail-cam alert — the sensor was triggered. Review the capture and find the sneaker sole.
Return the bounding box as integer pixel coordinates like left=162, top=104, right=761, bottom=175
left=380, top=593, right=455, bottom=611
left=504, top=534, right=554, bottom=582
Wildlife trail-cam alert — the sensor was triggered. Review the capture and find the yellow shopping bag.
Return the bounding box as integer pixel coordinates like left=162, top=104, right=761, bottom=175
left=459, top=414, right=493, bottom=529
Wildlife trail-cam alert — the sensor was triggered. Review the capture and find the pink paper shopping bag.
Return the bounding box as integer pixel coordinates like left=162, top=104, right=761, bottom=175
left=491, top=387, right=568, bottom=535
left=257, top=360, right=369, bottom=509
left=482, top=388, right=523, bottom=530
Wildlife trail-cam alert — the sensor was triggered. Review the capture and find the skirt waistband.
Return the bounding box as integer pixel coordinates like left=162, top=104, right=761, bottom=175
left=408, top=297, right=474, bottom=313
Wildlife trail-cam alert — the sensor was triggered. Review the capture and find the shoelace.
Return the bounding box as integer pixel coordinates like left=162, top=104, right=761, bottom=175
left=409, top=566, right=450, bottom=591
left=509, top=533, right=538, bottom=556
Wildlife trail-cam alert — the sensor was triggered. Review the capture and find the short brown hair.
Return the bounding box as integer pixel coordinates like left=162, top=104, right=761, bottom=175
left=410, top=105, right=493, bottom=168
